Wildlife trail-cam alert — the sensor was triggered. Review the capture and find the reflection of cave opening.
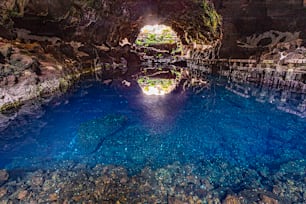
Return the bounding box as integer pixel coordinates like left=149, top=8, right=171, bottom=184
left=137, top=67, right=181, bottom=96
left=135, top=24, right=182, bottom=55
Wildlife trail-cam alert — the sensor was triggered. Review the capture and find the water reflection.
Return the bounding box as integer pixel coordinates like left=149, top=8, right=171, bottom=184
left=136, top=67, right=180, bottom=95
left=0, top=66, right=305, bottom=169
left=224, top=78, right=306, bottom=118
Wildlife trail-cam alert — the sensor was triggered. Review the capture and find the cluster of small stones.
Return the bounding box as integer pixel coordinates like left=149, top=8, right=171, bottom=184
left=0, top=159, right=305, bottom=203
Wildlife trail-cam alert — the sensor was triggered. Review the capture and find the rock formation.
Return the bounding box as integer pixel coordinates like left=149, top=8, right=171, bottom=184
left=213, top=0, right=306, bottom=58
left=0, top=0, right=222, bottom=112
left=0, top=0, right=221, bottom=48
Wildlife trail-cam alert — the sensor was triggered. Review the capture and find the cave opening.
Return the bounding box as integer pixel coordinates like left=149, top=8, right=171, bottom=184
left=135, top=24, right=182, bottom=55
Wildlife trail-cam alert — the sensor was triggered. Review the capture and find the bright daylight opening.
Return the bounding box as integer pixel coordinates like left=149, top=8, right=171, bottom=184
left=135, top=25, right=182, bottom=96
left=135, top=24, right=181, bottom=51
left=137, top=77, right=177, bottom=96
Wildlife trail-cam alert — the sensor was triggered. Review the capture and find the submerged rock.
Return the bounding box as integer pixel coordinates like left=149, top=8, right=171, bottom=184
left=222, top=195, right=241, bottom=204
left=0, top=170, right=9, bottom=185
left=0, top=160, right=304, bottom=203
left=0, top=187, right=7, bottom=199
left=260, top=194, right=279, bottom=204
left=76, top=114, right=128, bottom=154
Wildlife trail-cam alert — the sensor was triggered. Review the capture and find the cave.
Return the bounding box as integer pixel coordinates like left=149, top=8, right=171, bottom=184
left=0, top=0, right=305, bottom=203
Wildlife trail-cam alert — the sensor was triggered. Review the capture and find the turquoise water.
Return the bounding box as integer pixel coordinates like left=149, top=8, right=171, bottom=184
left=0, top=75, right=305, bottom=178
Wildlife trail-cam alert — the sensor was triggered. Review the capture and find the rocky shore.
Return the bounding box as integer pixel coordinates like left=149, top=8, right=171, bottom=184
left=0, top=159, right=305, bottom=203
left=0, top=38, right=74, bottom=113
left=0, top=34, right=142, bottom=114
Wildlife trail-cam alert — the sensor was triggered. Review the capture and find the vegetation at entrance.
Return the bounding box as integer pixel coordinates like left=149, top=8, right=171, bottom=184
left=201, top=0, right=222, bottom=34
left=136, top=26, right=178, bottom=46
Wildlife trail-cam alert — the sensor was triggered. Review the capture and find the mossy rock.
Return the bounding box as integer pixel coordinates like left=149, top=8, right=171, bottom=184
left=0, top=101, right=22, bottom=113
left=76, top=114, right=128, bottom=154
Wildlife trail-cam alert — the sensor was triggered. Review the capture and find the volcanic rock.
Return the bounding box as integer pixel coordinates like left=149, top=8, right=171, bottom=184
left=0, top=170, right=9, bottom=185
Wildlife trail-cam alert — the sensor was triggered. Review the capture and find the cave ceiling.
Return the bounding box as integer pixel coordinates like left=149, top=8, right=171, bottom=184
left=0, top=0, right=222, bottom=48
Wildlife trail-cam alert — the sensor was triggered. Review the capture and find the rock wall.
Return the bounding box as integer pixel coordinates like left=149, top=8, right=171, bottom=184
left=0, top=0, right=223, bottom=111
left=1, top=0, right=221, bottom=48
left=213, top=0, right=306, bottom=58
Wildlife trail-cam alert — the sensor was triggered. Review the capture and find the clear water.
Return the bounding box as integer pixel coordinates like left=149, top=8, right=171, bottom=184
left=0, top=75, right=305, bottom=177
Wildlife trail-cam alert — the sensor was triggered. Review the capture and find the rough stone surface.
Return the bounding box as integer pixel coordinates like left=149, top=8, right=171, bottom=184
left=0, top=160, right=304, bottom=203
left=0, top=38, right=76, bottom=112
left=213, top=0, right=306, bottom=58
left=0, top=170, right=9, bottom=185
left=1, top=0, right=221, bottom=48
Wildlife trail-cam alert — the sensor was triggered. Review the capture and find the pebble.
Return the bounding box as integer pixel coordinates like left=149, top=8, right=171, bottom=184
left=48, top=193, right=58, bottom=201
left=31, top=176, right=44, bottom=186
left=17, top=190, right=28, bottom=200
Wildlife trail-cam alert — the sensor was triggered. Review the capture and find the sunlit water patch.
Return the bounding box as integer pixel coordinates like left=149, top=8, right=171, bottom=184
left=0, top=75, right=305, bottom=201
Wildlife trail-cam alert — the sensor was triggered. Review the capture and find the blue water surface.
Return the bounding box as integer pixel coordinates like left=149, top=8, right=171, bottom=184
left=0, top=75, right=305, bottom=175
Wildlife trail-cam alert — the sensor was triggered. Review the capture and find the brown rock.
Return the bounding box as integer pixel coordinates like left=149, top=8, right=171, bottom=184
left=260, top=195, right=279, bottom=204
left=31, top=176, right=44, bottom=186
left=6, top=74, right=17, bottom=86
left=168, top=197, right=185, bottom=204
left=9, top=53, right=34, bottom=70
left=17, top=190, right=28, bottom=200
left=0, top=169, right=9, bottom=184
left=222, top=195, right=241, bottom=204
left=49, top=193, right=58, bottom=201
left=0, top=187, right=7, bottom=198
left=103, top=79, right=112, bottom=85
left=0, top=44, right=12, bottom=57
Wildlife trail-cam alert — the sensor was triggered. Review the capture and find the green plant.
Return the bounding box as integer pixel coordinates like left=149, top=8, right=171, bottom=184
left=202, top=0, right=221, bottom=34
left=135, top=25, right=179, bottom=46
left=135, top=39, right=144, bottom=46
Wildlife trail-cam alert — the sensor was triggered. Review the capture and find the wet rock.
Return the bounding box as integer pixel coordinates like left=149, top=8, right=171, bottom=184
left=0, top=26, right=17, bottom=40
left=48, top=193, right=58, bottom=201
left=0, top=53, right=4, bottom=64
left=0, top=187, right=7, bottom=198
left=168, top=197, right=185, bottom=204
left=31, top=175, right=44, bottom=186
left=60, top=43, right=75, bottom=59
left=9, top=53, right=34, bottom=70
left=0, top=161, right=303, bottom=203
left=0, top=39, right=77, bottom=113
left=121, top=80, right=131, bottom=87
left=6, top=75, right=17, bottom=86
left=103, top=79, right=112, bottom=85
left=76, top=114, right=128, bottom=154
left=222, top=195, right=241, bottom=204
left=0, top=43, right=12, bottom=58
left=259, top=194, right=279, bottom=204
left=0, top=170, right=9, bottom=185
left=17, top=190, right=28, bottom=200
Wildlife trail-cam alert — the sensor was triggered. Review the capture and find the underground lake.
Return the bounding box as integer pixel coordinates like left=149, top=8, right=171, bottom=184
left=0, top=0, right=306, bottom=203
left=0, top=70, right=305, bottom=203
